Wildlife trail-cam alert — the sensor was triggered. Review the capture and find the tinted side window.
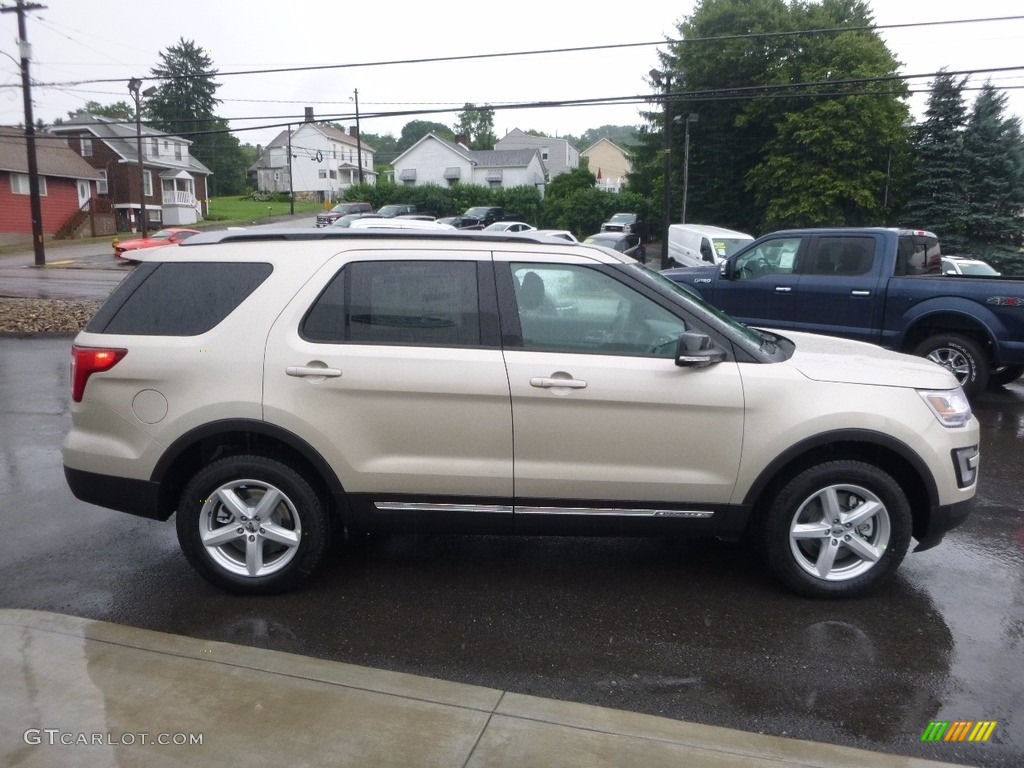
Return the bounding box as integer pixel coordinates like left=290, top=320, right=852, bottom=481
left=897, top=235, right=942, bottom=275
left=303, top=261, right=482, bottom=346
left=86, top=262, right=272, bottom=336
left=805, top=237, right=875, bottom=276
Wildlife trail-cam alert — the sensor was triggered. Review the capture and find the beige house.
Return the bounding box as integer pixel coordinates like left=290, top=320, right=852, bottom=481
left=582, top=138, right=631, bottom=194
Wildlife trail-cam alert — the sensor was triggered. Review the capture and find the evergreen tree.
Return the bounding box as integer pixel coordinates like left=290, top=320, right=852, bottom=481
left=962, top=82, right=1024, bottom=267
left=901, top=72, right=970, bottom=250
left=145, top=38, right=250, bottom=196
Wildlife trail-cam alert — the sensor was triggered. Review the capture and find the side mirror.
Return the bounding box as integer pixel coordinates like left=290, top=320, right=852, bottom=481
left=719, top=259, right=733, bottom=279
left=675, top=331, right=726, bottom=368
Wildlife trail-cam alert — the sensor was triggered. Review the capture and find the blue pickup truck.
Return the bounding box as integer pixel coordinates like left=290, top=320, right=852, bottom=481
left=662, top=228, right=1024, bottom=396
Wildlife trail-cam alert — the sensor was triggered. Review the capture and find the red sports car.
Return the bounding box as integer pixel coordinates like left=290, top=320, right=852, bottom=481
left=113, top=228, right=201, bottom=259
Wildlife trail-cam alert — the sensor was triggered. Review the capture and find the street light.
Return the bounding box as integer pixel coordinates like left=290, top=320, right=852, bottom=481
left=681, top=114, right=698, bottom=225
left=649, top=68, right=672, bottom=258
left=128, top=78, right=156, bottom=238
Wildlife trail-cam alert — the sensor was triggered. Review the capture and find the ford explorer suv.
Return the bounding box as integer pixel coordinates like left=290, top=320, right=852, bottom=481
left=63, top=230, right=979, bottom=597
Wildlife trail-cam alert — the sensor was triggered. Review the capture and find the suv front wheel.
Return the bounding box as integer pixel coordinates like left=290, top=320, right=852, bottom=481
left=176, top=455, right=328, bottom=594
left=764, top=461, right=912, bottom=598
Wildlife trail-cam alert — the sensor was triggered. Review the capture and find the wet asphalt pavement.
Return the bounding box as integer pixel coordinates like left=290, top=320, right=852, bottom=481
left=1, top=336, right=1021, bottom=768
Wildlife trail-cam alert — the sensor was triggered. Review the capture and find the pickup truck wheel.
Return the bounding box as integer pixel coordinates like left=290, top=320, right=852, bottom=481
left=912, top=334, right=988, bottom=396
left=764, top=461, right=911, bottom=598
left=176, top=455, right=328, bottom=594
left=989, top=365, right=1024, bottom=388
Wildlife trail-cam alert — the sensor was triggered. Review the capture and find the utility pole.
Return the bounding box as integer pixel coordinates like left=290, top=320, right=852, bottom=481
left=3, top=0, right=48, bottom=266
left=287, top=125, right=294, bottom=216
left=650, top=68, right=672, bottom=259
left=353, top=89, right=364, bottom=184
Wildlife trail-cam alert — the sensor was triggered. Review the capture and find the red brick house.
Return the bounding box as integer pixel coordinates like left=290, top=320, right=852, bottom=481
left=51, top=114, right=212, bottom=233
left=0, top=126, right=106, bottom=246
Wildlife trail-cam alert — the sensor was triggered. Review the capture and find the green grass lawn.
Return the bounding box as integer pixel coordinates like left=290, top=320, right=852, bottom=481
left=205, top=196, right=324, bottom=224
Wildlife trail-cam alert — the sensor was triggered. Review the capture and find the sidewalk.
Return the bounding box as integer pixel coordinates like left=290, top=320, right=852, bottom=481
left=0, top=610, right=965, bottom=768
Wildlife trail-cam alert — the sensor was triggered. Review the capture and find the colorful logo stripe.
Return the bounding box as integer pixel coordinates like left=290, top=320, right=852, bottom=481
left=921, top=721, right=997, bottom=742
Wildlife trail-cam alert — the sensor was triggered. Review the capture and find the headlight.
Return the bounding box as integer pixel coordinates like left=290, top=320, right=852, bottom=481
left=918, top=387, right=972, bottom=427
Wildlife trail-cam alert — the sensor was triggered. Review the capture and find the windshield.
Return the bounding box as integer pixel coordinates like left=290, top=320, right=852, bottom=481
left=715, top=238, right=752, bottom=258
left=464, top=207, right=491, bottom=218
left=608, top=213, right=635, bottom=223
left=149, top=230, right=173, bottom=240
left=959, top=261, right=1000, bottom=276
left=377, top=206, right=402, bottom=215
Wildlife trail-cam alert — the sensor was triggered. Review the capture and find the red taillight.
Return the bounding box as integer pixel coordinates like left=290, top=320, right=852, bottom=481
left=71, top=345, right=127, bottom=402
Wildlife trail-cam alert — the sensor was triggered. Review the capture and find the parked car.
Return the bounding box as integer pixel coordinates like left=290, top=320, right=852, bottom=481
left=436, top=216, right=484, bottom=230
left=377, top=204, right=435, bottom=218
left=112, top=228, right=201, bottom=259
left=347, top=218, right=456, bottom=231
left=315, top=202, right=374, bottom=227
left=462, top=206, right=506, bottom=227
left=483, top=221, right=535, bottom=233
left=584, top=232, right=647, bottom=263
left=942, top=256, right=1001, bottom=276
left=665, top=224, right=754, bottom=268
left=64, top=228, right=978, bottom=598
left=600, top=212, right=648, bottom=241
left=330, top=213, right=383, bottom=228
left=534, top=229, right=579, bottom=242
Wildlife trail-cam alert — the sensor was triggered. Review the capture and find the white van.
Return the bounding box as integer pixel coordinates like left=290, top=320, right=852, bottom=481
left=665, top=224, right=753, bottom=268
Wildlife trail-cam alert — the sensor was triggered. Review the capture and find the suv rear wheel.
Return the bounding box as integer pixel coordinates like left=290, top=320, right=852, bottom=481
left=764, top=461, right=911, bottom=598
left=176, top=455, right=328, bottom=594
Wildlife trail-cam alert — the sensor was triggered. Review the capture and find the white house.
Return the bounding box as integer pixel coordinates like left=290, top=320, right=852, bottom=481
left=250, top=121, right=376, bottom=201
left=391, top=134, right=545, bottom=191
left=494, top=128, right=579, bottom=178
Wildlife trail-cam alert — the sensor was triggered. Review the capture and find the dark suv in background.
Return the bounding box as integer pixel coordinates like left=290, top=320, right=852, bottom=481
left=315, top=202, right=374, bottom=227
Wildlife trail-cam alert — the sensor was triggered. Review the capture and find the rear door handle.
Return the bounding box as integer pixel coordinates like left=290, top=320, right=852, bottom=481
left=851, top=290, right=871, bottom=297
left=286, top=365, right=342, bottom=378
left=530, top=377, right=587, bottom=389
left=774, top=286, right=792, bottom=293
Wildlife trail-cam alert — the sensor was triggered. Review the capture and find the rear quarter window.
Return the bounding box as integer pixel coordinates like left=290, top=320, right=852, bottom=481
left=86, top=262, right=273, bottom=336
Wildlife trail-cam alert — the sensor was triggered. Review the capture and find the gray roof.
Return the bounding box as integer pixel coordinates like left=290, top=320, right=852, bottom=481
left=470, top=148, right=539, bottom=168
left=51, top=114, right=212, bottom=176
left=0, top=126, right=101, bottom=179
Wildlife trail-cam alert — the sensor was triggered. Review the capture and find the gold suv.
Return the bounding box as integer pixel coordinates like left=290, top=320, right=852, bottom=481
left=63, top=229, right=979, bottom=597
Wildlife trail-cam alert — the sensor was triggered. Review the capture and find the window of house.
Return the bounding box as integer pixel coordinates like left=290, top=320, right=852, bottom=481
left=81, top=137, right=93, bottom=157
left=329, top=170, right=337, bottom=180
left=11, top=173, right=46, bottom=196
left=541, top=147, right=549, bottom=161
left=302, top=261, right=482, bottom=347
left=318, top=169, right=327, bottom=179
left=143, top=170, right=153, bottom=197
left=97, top=170, right=108, bottom=194
left=150, top=138, right=160, bottom=157
left=175, top=144, right=182, bottom=160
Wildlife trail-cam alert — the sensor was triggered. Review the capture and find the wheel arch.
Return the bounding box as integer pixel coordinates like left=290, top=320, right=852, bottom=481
left=151, top=419, right=350, bottom=523
left=899, top=308, right=1000, bottom=363
left=742, top=430, right=937, bottom=545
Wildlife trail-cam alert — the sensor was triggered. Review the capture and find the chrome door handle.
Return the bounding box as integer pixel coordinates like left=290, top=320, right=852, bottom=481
left=286, top=365, right=342, bottom=378
left=774, top=286, right=792, bottom=293
left=851, top=290, right=871, bottom=297
left=530, top=377, right=587, bottom=389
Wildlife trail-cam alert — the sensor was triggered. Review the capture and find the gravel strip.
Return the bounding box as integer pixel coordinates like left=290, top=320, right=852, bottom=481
left=0, top=297, right=101, bottom=334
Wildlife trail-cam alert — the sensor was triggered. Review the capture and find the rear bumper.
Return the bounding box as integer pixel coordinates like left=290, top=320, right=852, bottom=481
left=913, top=497, right=974, bottom=552
left=64, top=466, right=170, bottom=522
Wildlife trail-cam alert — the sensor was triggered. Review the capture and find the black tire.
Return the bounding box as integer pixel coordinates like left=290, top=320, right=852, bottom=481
left=763, top=461, right=911, bottom=598
left=989, top=365, right=1024, bottom=389
left=912, top=334, right=989, bottom=397
left=176, top=454, right=328, bottom=594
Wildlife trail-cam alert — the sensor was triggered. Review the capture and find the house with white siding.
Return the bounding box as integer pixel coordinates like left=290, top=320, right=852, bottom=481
left=249, top=120, right=376, bottom=201
left=391, top=134, right=545, bottom=191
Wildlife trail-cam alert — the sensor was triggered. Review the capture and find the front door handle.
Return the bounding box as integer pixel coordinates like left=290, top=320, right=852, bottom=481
left=774, top=286, right=792, bottom=293
left=851, top=290, right=871, bottom=297
left=530, top=377, right=587, bottom=389
left=286, top=365, right=342, bottom=378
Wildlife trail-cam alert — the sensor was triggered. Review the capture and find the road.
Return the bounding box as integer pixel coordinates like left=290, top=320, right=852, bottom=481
left=0, top=216, right=319, bottom=300
left=0, top=336, right=1020, bottom=768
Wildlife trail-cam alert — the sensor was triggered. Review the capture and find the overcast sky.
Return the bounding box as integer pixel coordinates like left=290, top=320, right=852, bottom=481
left=2, top=0, right=1023, bottom=149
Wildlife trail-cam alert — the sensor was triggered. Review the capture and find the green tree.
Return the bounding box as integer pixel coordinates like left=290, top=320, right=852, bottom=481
left=901, top=72, right=970, bottom=250
left=145, top=38, right=251, bottom=195
left=396, top=120, right=454, bottom=153
left=68, top=100, right=134, bottom=120
left=746, top=1, right=910, bottom=227
left=962, top=82, right=1024, bottom=270
left=454, top=104, right=496, bottom=150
